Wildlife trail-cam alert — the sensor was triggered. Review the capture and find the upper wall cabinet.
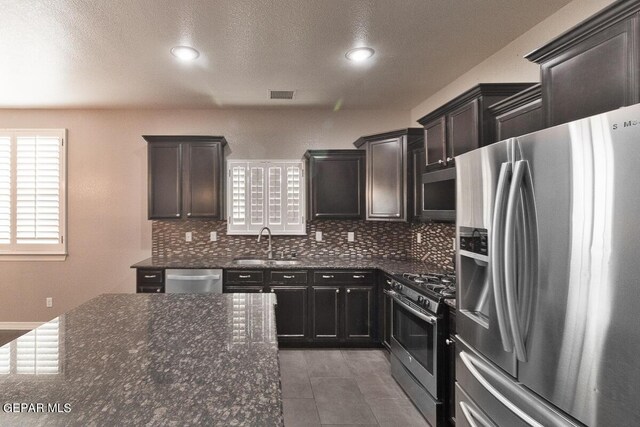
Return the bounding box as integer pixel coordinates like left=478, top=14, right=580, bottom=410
left=143, top=135, right=226, bottom=220
left=488, top=84, right=543, bottom=142
left=305, top=150, right=365, bottom=220
left=354, top=129, right=423, bottom=222
left=418, top=84, right=535, bottom=170
left=526, top=0, right=640, bottom=127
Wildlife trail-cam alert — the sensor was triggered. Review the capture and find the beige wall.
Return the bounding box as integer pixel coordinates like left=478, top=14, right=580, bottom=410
left=410, top=0, right=616, bottom=122
left=0, top=108, right=411, bottom=322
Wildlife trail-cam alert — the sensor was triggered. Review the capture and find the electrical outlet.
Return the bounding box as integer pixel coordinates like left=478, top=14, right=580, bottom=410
left=210, top=231, right=217, bottom=242
left=417, top=232, right=422, bottom=244
left=185, top=232, right=193, bottom=242
left=46, top=297, right=53, bottom=308
left=315, top=231, right=322, bottom=242
left=347, top=232, right=355, bottom=242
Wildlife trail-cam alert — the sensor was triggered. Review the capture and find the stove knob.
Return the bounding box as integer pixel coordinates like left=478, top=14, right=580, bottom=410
left=417, top=296, right=424, bottom=304
left=423, top=300, right=430, bottom=308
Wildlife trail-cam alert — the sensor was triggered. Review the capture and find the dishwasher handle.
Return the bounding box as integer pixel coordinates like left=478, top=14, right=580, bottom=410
left=166, top=274, right=220, bottom=281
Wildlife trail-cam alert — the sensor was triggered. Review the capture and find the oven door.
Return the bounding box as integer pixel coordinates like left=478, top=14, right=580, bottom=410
left=389, top=291, right=441, bottom=399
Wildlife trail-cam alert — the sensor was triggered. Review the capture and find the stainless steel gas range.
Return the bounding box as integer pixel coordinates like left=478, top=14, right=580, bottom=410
left=386, top=272, right=455, bottom=427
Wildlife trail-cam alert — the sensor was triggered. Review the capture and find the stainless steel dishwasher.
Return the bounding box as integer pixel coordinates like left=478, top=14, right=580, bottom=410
left=165, top=269, right=223, bottom=293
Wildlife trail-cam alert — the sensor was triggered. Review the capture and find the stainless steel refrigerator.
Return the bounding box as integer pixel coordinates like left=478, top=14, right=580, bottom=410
left=455, top=104, right=640, bottom=427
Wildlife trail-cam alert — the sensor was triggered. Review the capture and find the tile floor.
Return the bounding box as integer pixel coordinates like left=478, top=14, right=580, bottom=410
left=279, top=349, right=430, bottom=427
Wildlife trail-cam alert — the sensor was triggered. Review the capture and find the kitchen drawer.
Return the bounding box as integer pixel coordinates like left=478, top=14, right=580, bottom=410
left=137, top=284, right=164, bottom=293
left=269, top=271, right=308, bottom=284
left=224, top=285, right=264, bottom=293
left=137, top=269, right=164, bottom=284
left=225, top=270, right=264, bottom=284
left=313, top=271, right=374, bottom=284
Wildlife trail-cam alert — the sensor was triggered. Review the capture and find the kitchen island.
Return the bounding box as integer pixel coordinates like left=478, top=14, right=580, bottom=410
left=0, top=293, right=283, bottom=426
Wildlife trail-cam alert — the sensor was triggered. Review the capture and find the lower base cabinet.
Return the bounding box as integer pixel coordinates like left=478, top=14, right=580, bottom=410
left=223, top=269, right=378, bottom=346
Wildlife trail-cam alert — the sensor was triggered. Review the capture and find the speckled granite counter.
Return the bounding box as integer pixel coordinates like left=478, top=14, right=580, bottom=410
left=131, top=255, right=452, bottom=276
left=0, top=293, right=282, bottom=426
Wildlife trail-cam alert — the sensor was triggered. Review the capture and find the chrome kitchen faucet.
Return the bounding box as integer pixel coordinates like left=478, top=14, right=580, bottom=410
left=257, top=227, right=273, bottom=259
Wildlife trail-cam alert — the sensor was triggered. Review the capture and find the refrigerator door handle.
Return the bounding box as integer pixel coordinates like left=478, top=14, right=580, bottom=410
left=459, top=351, right=544, bottom=427
left=504, top=160, right=528, bottom=362
left=459, top=401, right=496, bottom=427
left=491, top=162, right=513, bottom=352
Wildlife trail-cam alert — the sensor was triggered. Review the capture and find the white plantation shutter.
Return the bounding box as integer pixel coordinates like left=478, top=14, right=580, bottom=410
left=0, top=129, right=66, bottom=258
left=16, top=318, right=60, bottom=374
left=0, top=137, right=10, bottom=244
left=227, top=160, right=305, bottom=235
left=0, top=343, right=9, bottom=374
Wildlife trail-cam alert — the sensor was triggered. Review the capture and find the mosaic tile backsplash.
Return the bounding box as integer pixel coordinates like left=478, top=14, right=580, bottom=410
left=152, top=220, right=455, bottom=267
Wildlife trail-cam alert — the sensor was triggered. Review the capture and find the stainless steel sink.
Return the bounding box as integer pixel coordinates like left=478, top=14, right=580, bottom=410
left=232, top=258, right=301, bottom=266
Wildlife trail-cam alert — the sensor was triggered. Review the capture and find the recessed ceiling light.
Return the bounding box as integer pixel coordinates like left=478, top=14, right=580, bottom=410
left=345, top=47, right=375, bottom=62
left=171, top=46, right=200, bottom=61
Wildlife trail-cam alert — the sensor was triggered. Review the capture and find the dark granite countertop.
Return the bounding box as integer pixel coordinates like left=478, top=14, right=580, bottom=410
left=131, top=255, right=452, bottom=276
left=0, top=293, right=282, bottom=426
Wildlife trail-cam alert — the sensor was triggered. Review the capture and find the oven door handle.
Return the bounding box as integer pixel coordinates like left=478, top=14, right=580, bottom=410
left=390, top=294, right=437, bottom=324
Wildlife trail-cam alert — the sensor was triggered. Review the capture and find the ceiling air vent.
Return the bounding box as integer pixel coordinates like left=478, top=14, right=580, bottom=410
left=269, top=90, right=295, bottom=100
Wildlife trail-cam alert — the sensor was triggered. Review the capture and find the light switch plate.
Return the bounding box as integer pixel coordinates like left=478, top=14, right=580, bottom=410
left=210, top=231, right=217, bottom=242
left=347, top=232, right=355, bottom=242
left=417, top=232, right=422, bottom=244
left=186, top=232, right=193, bottom=242
left=315, top=231, right=322, bottom=242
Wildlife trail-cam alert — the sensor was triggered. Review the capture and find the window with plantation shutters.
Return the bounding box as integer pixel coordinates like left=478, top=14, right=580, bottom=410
left=0, top=129, right=66, bottom=259
left=227, top=160, right=305, bottom=235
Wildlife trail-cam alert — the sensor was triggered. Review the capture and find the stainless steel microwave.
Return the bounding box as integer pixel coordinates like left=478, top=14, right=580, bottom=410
left=421, top=167, right=455, bottom=222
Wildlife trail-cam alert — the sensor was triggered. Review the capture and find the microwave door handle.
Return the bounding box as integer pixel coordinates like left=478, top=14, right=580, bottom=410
left=504, top=160, right=528, bottom=362
left=491, top=162, right=514, bottom=352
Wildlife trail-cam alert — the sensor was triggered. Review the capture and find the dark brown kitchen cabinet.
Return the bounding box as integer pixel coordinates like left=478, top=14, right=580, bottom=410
left=271, top=286, right=308, bottom=341
left=526, top=0, right=640, bottom=127
left=143, top=135, right=227, bottom=219
left=305, top=150, right=365, bottom=219
left=488, top=84, right=542, bottom=141
left=311, top=286, right=341, bottom=341
left=353, top=129, right=423, bottom=222
left=136, top=268, right=165, bottom=293
left=418, top=84, right=535, bottom=170
left=224, top=269, right=310, bottom=343
left=408, top=141, right=426, bottom=220
left=311, top=270, right=377, bottom=344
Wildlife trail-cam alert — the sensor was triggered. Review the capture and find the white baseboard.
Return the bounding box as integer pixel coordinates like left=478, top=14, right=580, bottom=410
left=0, top=322, right=43, bottom=330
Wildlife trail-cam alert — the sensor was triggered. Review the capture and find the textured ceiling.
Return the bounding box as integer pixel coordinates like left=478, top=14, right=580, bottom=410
left=0, top=0, right=571, bottom=109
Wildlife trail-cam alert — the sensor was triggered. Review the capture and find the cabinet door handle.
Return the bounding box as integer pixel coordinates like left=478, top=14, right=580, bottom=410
left=446, top=157, right=454, bottom=163
left=155, top=288, right=161, bottom=293
left=187, top=212, right=192, bottom=217
left=322, top=275, right=334, bottom=279
left=336, top=289, right=340, bottom=294
left=175, top=213, right=180, bottom=217
left=347, top=289, right=351, bottom=293
left=239, top=275, right=251, bottom=279
left=353, top=275, right=364, bottom=279
left=259, top=289, right=263, bottom=293
left=283, top=275, right=294, bottom=279
left=271, top=289, right=275, bottom=293
left=144, top=274, right=157, bottom=279
left=438, top=159, right=445, bottom=165
left=446, top=338, right=455, bottom=345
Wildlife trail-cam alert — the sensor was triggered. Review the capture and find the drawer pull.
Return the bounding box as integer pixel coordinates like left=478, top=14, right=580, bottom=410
left=283, top=275, right=294, bottom=279
left=336, top=289, right=340, bottom=293
left=259, top=290, right=263, bottom=293
left=144, top=274, right=157, bottom=279
left=239, top=275, right=251, bottom=279
left=347, top=289, right=351, bottom=293
left=155, top=288, right=161, bottom=293
left=322, top=275, right=334, bottom=279
left=353, top=275, right=364, bottom=279
left=271, top=289, right=275, bottom=293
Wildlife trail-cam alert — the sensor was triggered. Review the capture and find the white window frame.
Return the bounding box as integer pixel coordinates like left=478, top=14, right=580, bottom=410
left=0, top=129, right=67, bottom=261
left=227, top=160, right=306, bottom=235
